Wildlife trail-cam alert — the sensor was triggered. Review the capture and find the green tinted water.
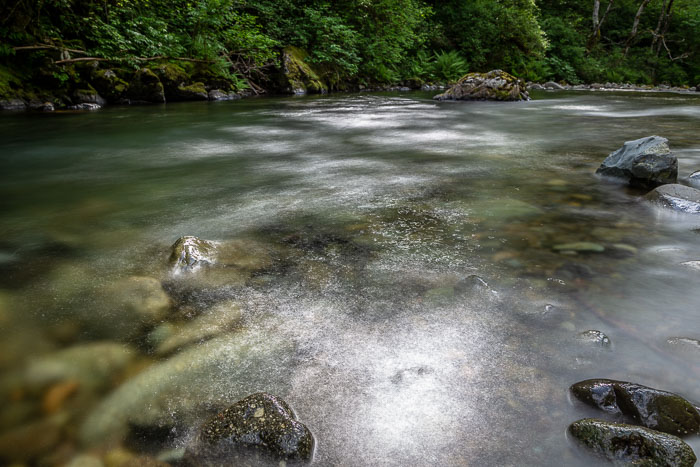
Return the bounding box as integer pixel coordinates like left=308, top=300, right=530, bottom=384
left=1, top=91, right=700, bottom=465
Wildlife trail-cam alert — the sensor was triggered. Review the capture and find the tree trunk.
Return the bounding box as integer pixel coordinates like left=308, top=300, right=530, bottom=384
left=588, top=0, right=615, bottom=51
left=651, top=0, right=674, bottom=56
left=623, top=0, right=653, bottom=57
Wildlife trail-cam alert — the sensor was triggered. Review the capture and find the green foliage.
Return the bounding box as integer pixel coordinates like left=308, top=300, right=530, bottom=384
left=0, top=0, right=699, bottom=94
left=430, top=51, right=469, bottom=83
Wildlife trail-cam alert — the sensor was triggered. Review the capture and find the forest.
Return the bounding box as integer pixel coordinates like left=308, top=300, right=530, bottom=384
left=1, top=0, right=699, bottom=100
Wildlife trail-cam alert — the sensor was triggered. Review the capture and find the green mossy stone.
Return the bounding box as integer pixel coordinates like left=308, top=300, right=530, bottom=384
left=569, top=418, right=696, bottom=467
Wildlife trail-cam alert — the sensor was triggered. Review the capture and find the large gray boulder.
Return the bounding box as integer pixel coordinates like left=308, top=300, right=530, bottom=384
left=568, top=418, right=696, bottom=467
left=433, top=70, right=529, bottom=101
left=570, top=379, right=700, bottom=436
left=596, top=136, right=677, bottom=189
left=645, top=184, right=700, bottom=214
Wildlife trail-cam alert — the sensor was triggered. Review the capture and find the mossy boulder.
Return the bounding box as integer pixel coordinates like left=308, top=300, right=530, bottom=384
left=570, top=379, right=700, bottom=436
left=568, top=418, right=696, bottom=466
left=276, top=46, right=328, bottom=95
left=91, top=69, right=129, bottom=103
left=126, top=68, right=165, bottom=104
left=176, top=82, right=208, bottom=101
left=433, top=70, right=529, bottom=101
left=193, top=393, right=314, bottom=461
left=596, top=136, right=677, bottom=189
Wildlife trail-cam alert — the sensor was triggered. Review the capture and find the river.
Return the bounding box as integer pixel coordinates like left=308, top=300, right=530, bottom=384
left=1, top=90, right=700, bottom=466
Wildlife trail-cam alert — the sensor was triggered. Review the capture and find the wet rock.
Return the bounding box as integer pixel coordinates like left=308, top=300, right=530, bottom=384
left=568, top=418, right=696, bottom=467
left=0, top=98, right=27, bottom=111
left=170, top=236, right=217, bottom=272
left=687, top=170, right=700, bottom=188
left=69, top=103, right=102, bottom=111
left=570, top=379, right=700, bottom=436
left=156, top=300, right=243, bottom=355
left=544, top=81, right=564, bottom=90
left=192, top=393, right=314, bottom=461
left=23, top=341, right=135, bottom=392
left=79, top=332, right=292, bottom=446
left=29, top=100, right=55, bottom=111
left=126, top=68, right=165, bottom=104
left=169, top=236, right=274, bottom=290
left=74, top=86, right=107, bottom=106
left=553, top=242, right=605, bottom=253
left=433, top=70, right=529, bottom=101
left=645, top=184, right=700, bottom=214
left=596, top=136, right=677, bottom=189
left=208, top=89, right=240, bottom=101
left=576, top=330, right=611, bottom=348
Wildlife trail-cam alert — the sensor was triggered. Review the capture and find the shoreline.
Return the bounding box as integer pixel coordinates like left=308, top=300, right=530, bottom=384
left=2, top=81, right=698, bottom=114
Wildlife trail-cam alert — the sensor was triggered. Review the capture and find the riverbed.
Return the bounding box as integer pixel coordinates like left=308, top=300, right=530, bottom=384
left=1, top=90, right=700, bottom=466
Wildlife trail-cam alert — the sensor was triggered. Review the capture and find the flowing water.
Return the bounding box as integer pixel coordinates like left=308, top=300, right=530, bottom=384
left=1, top=90, right=700, bottom=466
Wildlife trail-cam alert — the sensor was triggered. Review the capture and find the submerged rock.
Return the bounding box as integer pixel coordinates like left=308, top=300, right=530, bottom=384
left=568, top=418, right=696, bottom=467
left=596, top=136, right=677, bottom=189
left=666, top=337, right=700, bottom=356
left=433, top=70, right=529, bottom=101
left=645, top=184, right=700, bottom=214
left=156, top=301, right=243, bottom=355
left=570, top=379, right=700, bottom=436
left=79, top=333, right=293, bottom=446
left=191, top=393, right=314, bottom=462
left=576, top=330, right=611, bottom=348
left=454, top=274, right=490, bottom=295
left=553, top=242, right=605, bottom=253
left=23, top=341, right=135, bottom=392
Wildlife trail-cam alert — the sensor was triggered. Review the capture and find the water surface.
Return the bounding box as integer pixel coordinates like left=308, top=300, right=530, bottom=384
left=1, top=90, right=700, bottom=466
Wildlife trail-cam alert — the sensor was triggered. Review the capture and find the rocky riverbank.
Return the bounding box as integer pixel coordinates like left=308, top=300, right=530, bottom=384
left=530, top=80, right=700, bottom=93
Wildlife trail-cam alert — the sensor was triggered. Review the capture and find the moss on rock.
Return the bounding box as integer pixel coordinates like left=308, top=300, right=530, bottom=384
left=126, top=68, right=165, bottom=104
left=569, top=418, right=696, bottom=466
left=433, top=70, right=529, bottom=101
left=279, top=46, right=328, bottom=95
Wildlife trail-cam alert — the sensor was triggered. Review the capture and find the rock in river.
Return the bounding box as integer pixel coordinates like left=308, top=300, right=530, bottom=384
left=596, top=136, right=677, bottom=189
left=570, top=379, right=700, bottom=436
left=568, top=418, right=696, bottom=467
left=79, top=331, right=293, bottom=446
left=170, top=236, right=218, bottom=272
left=645, top=184, right=700, bottom=214
left=189, top=393, right=314, bottom=462
left=433, top=70, right=529, bottom=101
